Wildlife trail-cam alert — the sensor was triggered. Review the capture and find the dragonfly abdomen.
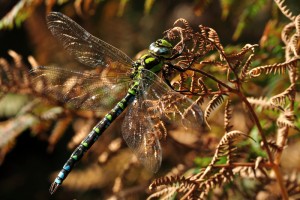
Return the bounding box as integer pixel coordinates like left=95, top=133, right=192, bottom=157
left=50, top=90, right=136, bottom=194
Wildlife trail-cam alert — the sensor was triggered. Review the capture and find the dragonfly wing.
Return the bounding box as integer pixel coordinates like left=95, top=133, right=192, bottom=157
left=139, top=69, right=204, bottom=134
left=47, top=12, right=133, bottom=72
left=31, top=66, right=131, bottom=111
left=122, top=97, right=162, bottom=173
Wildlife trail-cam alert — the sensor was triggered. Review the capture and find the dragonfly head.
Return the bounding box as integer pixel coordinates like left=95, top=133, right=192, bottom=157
left=149, top=39, right=173, bottom=59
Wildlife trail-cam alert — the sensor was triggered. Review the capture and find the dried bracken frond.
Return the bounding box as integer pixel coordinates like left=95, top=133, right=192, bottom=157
left=39, top=107, right=64, bottom=120
left=257, top=171, right=300, bottom=199
left=296, top=15, right=300, bottom=35
left=285, top=171, right=300, bottom=198
left=98, top=137, right=123, bottom=164
left=68, top=118, right=97, bottom=149
left=205, top=26, right=224, bottom=55
left=0, top=114, right=38, bottom=148
left=148, top=176, right=198, bottom=200
left=226, top=44, right=256, bottom=63
left=289, top=34, right=300, bottom=58
left=224, top=99, right=233, bottom=132
left=47, top=117, right=73, bottom=152
left=270, top=83, right=296, bottom=107
left=249, top=58, right=298, bottom=77
left=202, top=130, right=250, bottom=177
left=247, top=97, right=282, bottom=111
left=240, top=54, right=254, bottom=81
left=204, top=94, right=224, bottom=127
left=261, top=140, right=284, bottom=154
left=197, top=77, right=208, bottom=94
left=277, top=110, right=299, bottom=131
left=198, top=168, right=235, bottom=197
left=233, top=165, right=268, bottom=179
left=0, top=51, right=31, bottom=94
left=281, top=22, right=295, bottom=45
left=164, top=18, right=224, bottom=63
left=274, top=0, right=296, bottom=21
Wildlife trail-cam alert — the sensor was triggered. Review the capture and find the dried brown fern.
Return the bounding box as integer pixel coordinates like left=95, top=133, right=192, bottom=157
left=274, top=0, right=296, bottom=21
left=269, top=83, right=296, bottom=107
left=249, top=58, right=298, bottom=77
left=148, top=2, right=300, bottom=198
left=247, top=97, right=282, bottom=111
left=224, top=99, right=233, bottom=132
left=204, top=94, right=224, bottom=128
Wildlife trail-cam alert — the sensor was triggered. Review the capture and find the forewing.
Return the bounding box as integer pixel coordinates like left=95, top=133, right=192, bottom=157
left=122, top=97, right=162, bottom=173
left=31, top=66, right=131, bottom=111
left=47, top=12, right=133, bottom=72
left=139, top=69, right=203, bottom=134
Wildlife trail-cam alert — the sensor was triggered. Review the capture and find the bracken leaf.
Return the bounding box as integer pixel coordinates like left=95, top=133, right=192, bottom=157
left=249, top=58, right=298, bottom=77
left=204, top=94, right=224, bottom=128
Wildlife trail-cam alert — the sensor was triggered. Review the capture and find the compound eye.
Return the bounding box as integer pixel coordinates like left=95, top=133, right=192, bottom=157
left=149, top=39, right=172, bottom=58
left=157, top=47, right=170, bottom=55
left=149, top=43, right=171, bottom=57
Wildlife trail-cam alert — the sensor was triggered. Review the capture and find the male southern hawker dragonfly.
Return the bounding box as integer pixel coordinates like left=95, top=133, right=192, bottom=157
left=31, top=12, right=203, bottom=194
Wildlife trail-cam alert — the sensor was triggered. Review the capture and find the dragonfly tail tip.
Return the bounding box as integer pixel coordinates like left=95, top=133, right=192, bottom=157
left=49, top=182, right=60, bottom=195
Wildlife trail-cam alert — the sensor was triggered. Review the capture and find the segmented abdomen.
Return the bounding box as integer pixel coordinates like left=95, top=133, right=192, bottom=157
left=51, top=91, right=135, bottom=188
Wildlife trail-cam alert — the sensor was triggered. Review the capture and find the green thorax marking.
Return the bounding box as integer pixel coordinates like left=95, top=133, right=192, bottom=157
left=141, top=54, right=163, bottom=73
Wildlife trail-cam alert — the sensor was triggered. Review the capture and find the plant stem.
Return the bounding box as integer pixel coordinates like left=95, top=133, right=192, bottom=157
left=239, top=92, right=289, bottom=200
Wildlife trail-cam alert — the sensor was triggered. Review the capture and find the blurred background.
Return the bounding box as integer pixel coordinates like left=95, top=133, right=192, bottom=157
left=0, top=0, right=299, bottom=199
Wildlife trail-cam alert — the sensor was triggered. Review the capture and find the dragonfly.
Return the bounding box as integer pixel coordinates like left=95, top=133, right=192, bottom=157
left=31, top=12, right=203, bottom=194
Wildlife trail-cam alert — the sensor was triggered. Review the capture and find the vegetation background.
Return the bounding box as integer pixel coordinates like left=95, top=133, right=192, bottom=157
left=0, top=0, right=299, bottom=199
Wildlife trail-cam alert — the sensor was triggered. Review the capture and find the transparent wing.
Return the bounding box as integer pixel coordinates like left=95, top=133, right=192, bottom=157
left=139, top=69, right=203, bottom=133
left=47, top=12, right=133, bottom=73
left=122, top=97, right=162, bottom=173
left=122, top=69, right=203, bottom=173
left=31, top=66, right=132, bottom=111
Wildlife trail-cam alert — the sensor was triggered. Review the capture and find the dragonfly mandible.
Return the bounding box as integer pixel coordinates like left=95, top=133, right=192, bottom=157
left=31, top=12, right=203, bottom=194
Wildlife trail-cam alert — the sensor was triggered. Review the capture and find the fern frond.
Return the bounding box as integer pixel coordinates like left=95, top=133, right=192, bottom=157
left=281, top=22, right=295, bottom=45
left=147, top=187, right=177, bottom=200
left=68, top=119, right=96, bottom=149
left=173, top=18, right=193, bottom=34
left=202, top=130, right=249, bottom=177
left=277, top=110, right=299, bottom=131
left=224, top=99, right=233, bottom=132
left=0, top=114, right=38, bottom=148
left=197, top=77, right=208, bottom=94
left=204, top=26, right=225, bottom=56
left=199, top=168, right=235, bottom=195
left=233, top=165, right=268, bottom=179
left=226, top=44, right=256, bottom=62
left=47, top=117, right=72, bottom=152
left=249, top=58, right=298, bottom=77
left=270, top=83, right=296, bottom=107
left=149, top=175, right=197, bottom=199
left=296, top=15, right=300, bottom=35
left=285, top=171, right=300, bottom=198
left=204, top=94, right=224, bottom=127
left=288, top=34, right=300, bottom=57
left=149, top=176, right=196, bottom=191
left=240, top=54, right=254, bottom=81
left=247, top=97, right=281, bottom=111
left=274, top=0, right=296, bottom=21
left=261, top=140, right=284, bottom=154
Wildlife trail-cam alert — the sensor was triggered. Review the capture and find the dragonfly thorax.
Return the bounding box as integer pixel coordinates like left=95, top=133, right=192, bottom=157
left=131, top=39, right=173, bottom=75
